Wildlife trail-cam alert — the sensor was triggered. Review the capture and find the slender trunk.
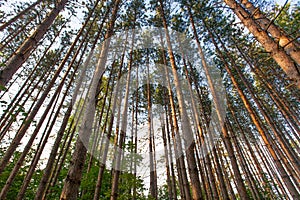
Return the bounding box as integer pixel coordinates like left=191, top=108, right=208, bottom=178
left=17, top=82, right=72, bottom=200
left=158, top=30, right=191, bottom=200
left=16, top=37, right=88, bottom=198
left=132, top=65, right=139, bottom=200
left=234, top=41, right=300, bottom=133
left=216, top=33, right=300, bottom=176
left=226, top=120, right=259, bottom=199
left=34, top=33, right=97, bottom=199
left=0, top=63, right=51, bottom=136
left=0, top=21, right=66, bottom=129
left=0, top=10, right=91, bottom=174
left=0, top=42, right=82, bottom=198
left=110, top=28, right=135, bottom=200
left=216, top=144, right=237, bottom=199
left=0, top=17, right=34, bottom=52
left=93, top=54, right=124, bottom=200
left=178, top=36, right=222, bottom=200
left=160, top=114, right=173, bottom=200
left=86, top=64, right=114, bottom=173
left=0, top=0, right=68, bottom=86
left=186, top=5, right=249, bottom=199
left=60, top=1, right=121, bottom=198
left=146, top=57, right=158, bottom=199
left=228, top=102, right=269, bottom=192
left=159, top=1, right=202, bottom=199
left=206, top=24, right=300, bottom=198
left=0, top=0, right=42, bottom=31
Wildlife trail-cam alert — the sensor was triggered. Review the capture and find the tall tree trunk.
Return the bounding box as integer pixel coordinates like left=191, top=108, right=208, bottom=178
left=158, top=1, right=203, bottom=199
left=233, top=40, right=300, bottom=133
left=206, top=24, right=300, bottom=198
left=216, top=31, right=300, bottom=176
left=34, top=26, right=102, bottom=198
left=93, top=51, right=125, bottom=200
left=0, top=21, right=66, bottom=131
left=239, top=0, right=300, bottom=66
left=132, top=62, right=140, bottom=200
left=60, top=1, right=121, bottom=199
left=186, top=5, right=249, bottom=199
left=0, top=46, right=77, bottom=174
left=110, top=28, right=135, bottom=200
left=158, top=29, right=191, bottom=200
left=0, top=39, right=83, bottom=198
left=16, top=38, right=90, bottom=198
left=146, top=57, right=158, bottom=199
left=0, top=0, right=68, bottom=86
left=0, top=0, right=42, bottom=31
left=178, top=35, right=223, bottom=200
left=0, top=17, right=35, bottom=52
left=163, top=97, right=178, bottom=200
left=0, top=9, right=91, bottom=173
left=224, top=0, right=300, bottom=88
left=160, top=113, right=174, bottom=200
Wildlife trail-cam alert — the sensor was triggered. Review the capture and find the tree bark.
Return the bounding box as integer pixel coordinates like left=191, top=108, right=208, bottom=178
left=207, top=25, right=300, bottom=198
left=0, top=0, right=42, bottom=32
left=239, top=0, right=300, bottom=66
left=60, top=1, right=121, bottom=199
left=0, top=0, right=68, bottom=86
left=224, top=0, right=300, bottom=88
left=158, top=1, right=203, bottom=199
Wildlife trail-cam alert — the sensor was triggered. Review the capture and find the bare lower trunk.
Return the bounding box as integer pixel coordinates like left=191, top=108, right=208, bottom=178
left=60, top=1, right=121, bottom=199
left=186, top=5, right=249, bottom=199
left=158, top=1, right=202, bottom=199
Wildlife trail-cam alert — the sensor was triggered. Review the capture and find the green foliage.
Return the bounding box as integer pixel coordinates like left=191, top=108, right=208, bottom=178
left=78, top=160, right=148, bottom=199
left=272, top=2, right=300, bottom=36
left=158, top=184, right=170, bottom=199
left=0, top=148, right=43, bottom=199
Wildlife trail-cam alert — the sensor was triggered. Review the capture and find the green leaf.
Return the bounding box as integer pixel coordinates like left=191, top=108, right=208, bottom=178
left=0, top=84, right=6, bottom=91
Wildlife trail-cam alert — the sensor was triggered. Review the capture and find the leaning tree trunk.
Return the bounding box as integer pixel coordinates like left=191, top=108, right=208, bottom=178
left=16, top=38, right=90, bottom=199
left=60, top=1, right=121, bottom=199
left=93, top=58, right=123, bottom=200
left=33, top=24, right=102, bottom=198
left=0, top=38, right=83, bottom=198
left=216, top=32, right=300, bottom=176
left=0, top=0, right=68, bottom=86
left=224, top=0, right=300, bottom=88
left=158, top=29, right=191, bottom=200
left=206, top=24, right=300, bottom=198
left=158, top=1, right=203, bottom=199
left=0, top=10, right=90, bottom=173
left=93, top=34, right=128, bottom=200
left=110, top=28, right=135, bottom=200
left=239, top=0, right=300, bottom=66
left=0, top=21, right=66, bottom=130
left=187, top=5, right=249, bottom=199
left=0, top=0, right=42, bottom=31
